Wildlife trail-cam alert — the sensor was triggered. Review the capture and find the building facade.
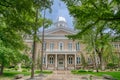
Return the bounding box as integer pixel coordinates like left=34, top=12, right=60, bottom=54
left=24, top=17, right=120, bottom=70
left=41, top=17, right=86, bottom=70
left=25, top=17, right=88, bottom=70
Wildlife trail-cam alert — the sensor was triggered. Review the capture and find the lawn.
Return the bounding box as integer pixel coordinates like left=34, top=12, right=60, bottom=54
left=71, top=70, right=120, bottom=79
left=0, top=70, right=52, bottom=80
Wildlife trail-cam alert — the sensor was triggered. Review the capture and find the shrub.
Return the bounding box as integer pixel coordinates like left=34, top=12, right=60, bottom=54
left=88, top=70, right=93, bottom=72
left=78, top=69, right=87, bottom=72
left=107, top=63, right=116, bottom=69
left=15, top=66, right=19, bottom=70
left=22, top=69, right=28, bottom=72
left=35, top=70, right=52, bottom=74
left=71, top=70, right=77, bottom=72
left=8, top=66, right=15, bottom=68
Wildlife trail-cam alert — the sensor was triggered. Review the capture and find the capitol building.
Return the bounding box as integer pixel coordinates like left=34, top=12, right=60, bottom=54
left=24, top=17, right=120, bottom=70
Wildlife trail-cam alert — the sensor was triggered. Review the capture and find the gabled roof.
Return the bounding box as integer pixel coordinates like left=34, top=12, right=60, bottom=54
left=44, top=26, right=76, bottom=35
left=38, top=17, right=78, bottom=36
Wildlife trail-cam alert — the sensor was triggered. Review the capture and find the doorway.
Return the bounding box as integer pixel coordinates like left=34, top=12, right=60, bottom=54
left=58, top=55, right=64, bottom=69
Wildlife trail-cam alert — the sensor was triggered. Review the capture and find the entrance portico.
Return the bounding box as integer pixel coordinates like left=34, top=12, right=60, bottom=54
left=45, top=52, right=76, bottom=70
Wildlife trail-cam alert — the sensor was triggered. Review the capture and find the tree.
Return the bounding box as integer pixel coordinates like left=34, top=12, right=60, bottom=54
left=62, top=0, right=120, bottom=37
left=0, top=0, right=35, bottom=76
left=0, top=40, right=29, bottom=75
left=29, top=0, right=53, bottom=78
left=0, top=0, right=52, bottom=77
left=62, top=0, right=120, bottom=71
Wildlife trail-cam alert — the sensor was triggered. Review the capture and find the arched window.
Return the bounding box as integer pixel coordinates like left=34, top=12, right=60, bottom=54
left=43, top=57, right=46, bottom=64
left=49, top=56, right=54, bottom=64
left=50, top=42, right=54, bottom=51
left=88, top=57, right=92, bottom=64
left=68, top=42, right=72, bottom=51
left=59, top=42, right=63, bottom=51
left=43, top=42, right=46, bottom=51
left=76, top=42, right=80, bottom=51
left=76, top=57, right=80, bottom=64
left=68, top=56, right=73, bottom=64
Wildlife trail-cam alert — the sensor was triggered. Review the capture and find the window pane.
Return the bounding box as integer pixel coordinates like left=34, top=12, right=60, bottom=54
left=77, top=57, right=80, bottom=64
left=76, top=42, right=80, bottom=51
left=43, top=42, right=46, bottom=51
left=68, top=42, right=72, bottom=51
left=59, top=42, right=63, bottom=50
left=50, top=42, right=54, bottom=51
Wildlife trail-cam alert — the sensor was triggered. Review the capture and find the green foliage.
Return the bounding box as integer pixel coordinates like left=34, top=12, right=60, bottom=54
left=62, top=0, right=119, bottom=71
left=0, top=70, right=52, bottom=79
left=71, top=70, right=120, bottom=79
left=0, top=45, right=30, bottom=67
left=63, top=0, right=120, bottom=38
left=107, top=63, right=117, bottom=69
left=81, top=54, right=87, bottom=68
left=35, top=70, right=52, bottom=74
left=22, top=69, right=28, bottom=72
left=78, top=69, right=87, bottom=72
left=0, top=0, right=53, bottom=76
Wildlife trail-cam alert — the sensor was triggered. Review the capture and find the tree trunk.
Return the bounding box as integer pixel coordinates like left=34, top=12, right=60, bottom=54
left=31, top=33, right=37, bottom=78
left=0, top=62, right=4, bottom=75
left=98, top=51, right=105, bottom=70
left=98, top=52, right=102, bottom=68
left=101, top=57, right=105, bottom=71
left=93, top=53, right=99, bottom=72
left=31, top=2, right=38, bottom=78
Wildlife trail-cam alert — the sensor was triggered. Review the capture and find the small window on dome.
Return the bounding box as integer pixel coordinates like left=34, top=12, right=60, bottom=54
left=60, top=24, right=62, bottom=27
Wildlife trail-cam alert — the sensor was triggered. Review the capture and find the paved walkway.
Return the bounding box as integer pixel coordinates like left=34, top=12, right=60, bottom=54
left=24, top=71, right=105, bottom=80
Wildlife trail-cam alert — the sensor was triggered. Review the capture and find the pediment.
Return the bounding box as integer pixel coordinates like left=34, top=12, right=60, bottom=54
left=45, top=28, right=75, bottom=35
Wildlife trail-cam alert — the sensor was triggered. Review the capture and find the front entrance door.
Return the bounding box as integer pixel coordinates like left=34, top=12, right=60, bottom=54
left=58, top=55, right=64, bottom=69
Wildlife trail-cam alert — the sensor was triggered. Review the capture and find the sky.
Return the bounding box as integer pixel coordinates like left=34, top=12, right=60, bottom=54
left=45, top=0, right=73, bottom=28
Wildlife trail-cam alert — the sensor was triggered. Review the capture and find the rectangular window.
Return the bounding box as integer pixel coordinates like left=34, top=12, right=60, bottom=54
left=50, top=42, right=54, bottom=51
left=43, top=42, right=46, bottom=51
left=59, top=42, right=63, bottom=51
left=77, top=57, right=80, bottom=64
left=43, top=57, right=46, bottom=64
left=88, top=58, right=92, bottom=64
left=76, top=42, right=80, bottom=51
left=68, top=56, right=73, bottom=64
left=49, top=56, right=54, bottom=64
left=68, top=42, right=72, bottom=51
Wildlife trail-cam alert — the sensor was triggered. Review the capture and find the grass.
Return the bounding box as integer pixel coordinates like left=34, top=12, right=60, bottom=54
left=71, top=70, right=120, bottom=79
left=0, top=70, right=52, bottom=80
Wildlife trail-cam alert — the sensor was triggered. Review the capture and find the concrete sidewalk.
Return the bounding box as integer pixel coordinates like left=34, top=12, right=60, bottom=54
left=24, top=70, right=106, bottom=80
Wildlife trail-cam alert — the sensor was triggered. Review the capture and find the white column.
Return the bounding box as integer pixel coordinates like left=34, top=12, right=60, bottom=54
left=55, top=54, right=57, bottom=69
left=65, top=54, right=67, bottom=70
left=46, top=54, right=47, bottom=68
left=75, top=54, right=76, bottom=69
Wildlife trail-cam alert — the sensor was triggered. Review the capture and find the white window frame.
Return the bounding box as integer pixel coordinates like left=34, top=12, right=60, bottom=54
left=68, top=42, right=72, bottom=51
left=59, top=42, right=64, bottom=51
left=43, top=42, right=46, bottom=51
left=49, top=56, right=54, bottom=64
left=76, top=57, right=80, bottom=64
left=50, top=42, right=54, bottom=51
left=43, top=57, right=46, bottom=64
left=68, top=56, right=73, bottom=64
left=76, top=42, right=80, bottom=51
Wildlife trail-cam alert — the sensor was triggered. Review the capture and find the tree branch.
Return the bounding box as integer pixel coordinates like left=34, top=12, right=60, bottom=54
left=99, top=17, right=120, bottom=21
